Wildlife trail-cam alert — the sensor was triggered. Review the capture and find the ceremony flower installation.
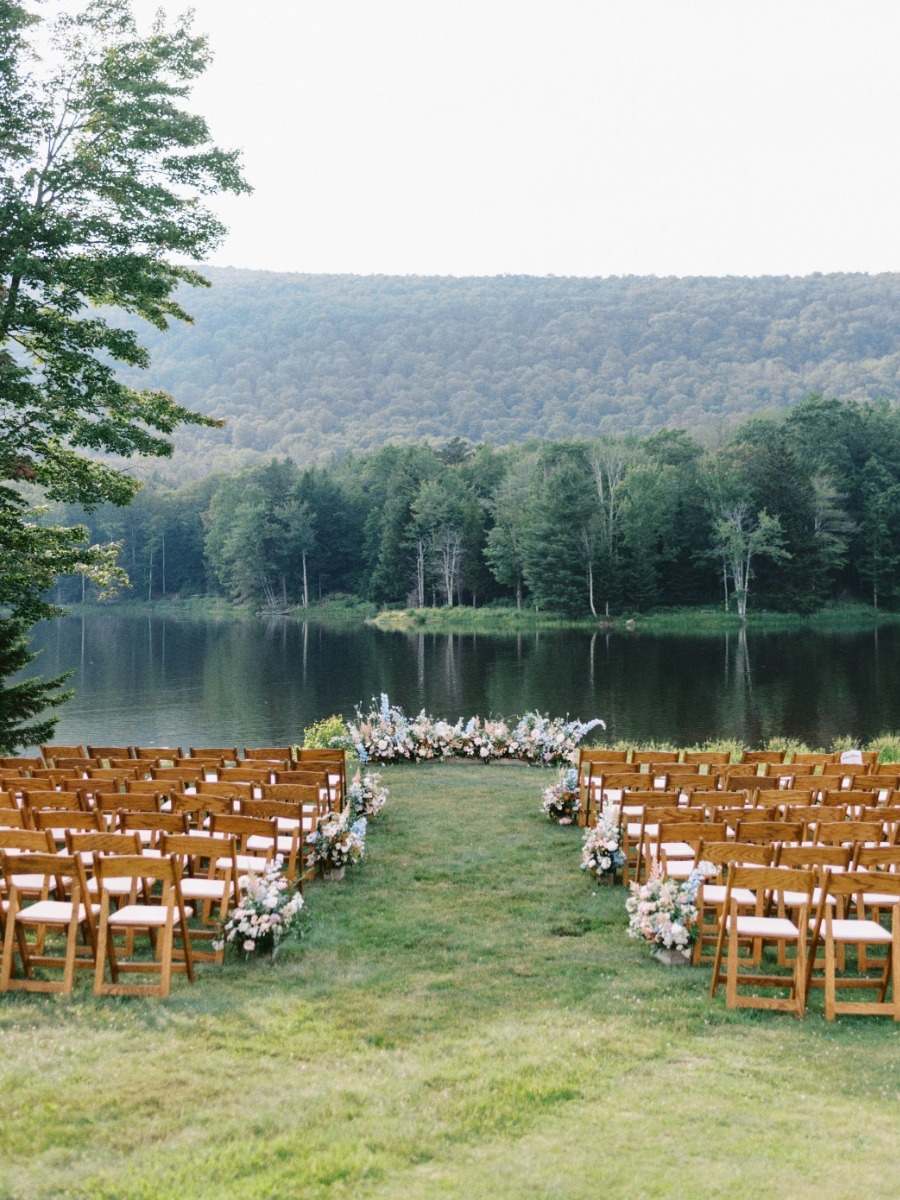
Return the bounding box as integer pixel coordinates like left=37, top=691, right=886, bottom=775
left=347, top=771, right=388, bottom=820
left=541, top=767, right=581, bottom=824
left=218, top=856, right=306, bottom=959
left=347, top=693, right=603, bottom=765
left=580, top=805, right=626, bottom=879
left=625, top=865, right=709, bottom=952
left=306, top=812, right=367, bottom=871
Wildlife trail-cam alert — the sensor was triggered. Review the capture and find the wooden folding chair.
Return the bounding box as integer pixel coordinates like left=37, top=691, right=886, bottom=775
left=657, top=821, right=727, bottom=880
left=0, top=851, right=97, bottom=993
left=294, top=748, right=346, bottom=804
left=807, top=870, right=900, bottom=1020
left=209, top=814, right=278, bottom=875
left=159, top=832, right=239, bottom=963
left=692, top=841, right=775, bottom=967
left=711, top=865, right=816, bottom=1017
left=92, top=853, right=194, bottom=997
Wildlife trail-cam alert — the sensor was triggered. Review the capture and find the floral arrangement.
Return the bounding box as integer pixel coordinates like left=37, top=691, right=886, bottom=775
left=580, top=805, right=626, bottom=879
left=299, top=714, right=355, bottom=752
left=347, top=771, right=388, bottom=820
left=347, top=693, right=603, bottom=766
left=218, top=856, right=306, bottom=958
left=541, top=767, right=581, bottom=824
left=306, top=811, right=367, bottom=870
left=625, top=865, right=708, bottom=951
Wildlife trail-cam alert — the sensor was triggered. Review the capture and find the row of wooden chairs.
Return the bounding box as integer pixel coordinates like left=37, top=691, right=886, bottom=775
left=580, top=748, right=881, bottom=768
left=697, top=847, right=900, bottom=1019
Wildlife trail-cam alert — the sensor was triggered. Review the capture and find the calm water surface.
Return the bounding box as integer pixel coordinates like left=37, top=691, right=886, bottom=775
left=24, top=612, right=900, bottom=750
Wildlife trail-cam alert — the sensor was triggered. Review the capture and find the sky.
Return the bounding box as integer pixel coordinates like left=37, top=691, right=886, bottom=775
left=113, top=1, right=900, bottom=278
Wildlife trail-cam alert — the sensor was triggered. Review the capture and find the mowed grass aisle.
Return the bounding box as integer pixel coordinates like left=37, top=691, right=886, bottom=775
left=1, top=764, right=898, bottom=1199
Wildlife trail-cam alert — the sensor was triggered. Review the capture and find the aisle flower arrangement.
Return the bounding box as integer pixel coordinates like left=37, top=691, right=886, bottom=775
left=580, top=805, right=626, bottom=879
left=347, top=693, right=603, bottom=765
left=541, top=767, right=581, bottom=824
left=347, top=770, right=389, bottom=820
left=306, top=812, right=368, bottom=871
left=218, top=856, right=306, bottom=959
left=625, top=865, right=708, bottom=952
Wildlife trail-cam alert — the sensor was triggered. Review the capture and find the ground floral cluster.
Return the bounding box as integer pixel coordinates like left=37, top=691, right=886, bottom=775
left=541, top=768, right=581, bottom=824
left=625, top=865, right=709, bottom=951
left=347, top=771, right=388, bottom=820
left=306, top=811, right=368, bottom=870
left=218, top=856, right=306, bottom=958
left=580, top=804, right=626, bottom=878
left=348, top=693, right=603, bottom=766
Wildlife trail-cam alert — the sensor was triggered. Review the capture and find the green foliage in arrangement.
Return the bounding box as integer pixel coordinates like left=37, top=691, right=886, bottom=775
left=300, top=714, right=353, bottom=751
left=0, top=764, right=895, bottom=1199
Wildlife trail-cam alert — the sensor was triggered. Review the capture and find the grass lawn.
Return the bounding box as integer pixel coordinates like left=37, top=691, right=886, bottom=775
left=1, top=763, right=897, bottom=1199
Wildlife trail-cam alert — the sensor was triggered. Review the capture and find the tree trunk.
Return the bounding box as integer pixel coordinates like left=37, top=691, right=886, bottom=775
left=301, top=551, right=309, bottom=609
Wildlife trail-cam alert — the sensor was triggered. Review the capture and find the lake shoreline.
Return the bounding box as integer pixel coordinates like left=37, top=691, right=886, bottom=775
left=61, top=597, right=900, bottom=637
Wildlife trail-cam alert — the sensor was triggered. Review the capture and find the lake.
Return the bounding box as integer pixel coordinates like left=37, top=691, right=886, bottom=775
left=22, top=611, right=900, bottom=751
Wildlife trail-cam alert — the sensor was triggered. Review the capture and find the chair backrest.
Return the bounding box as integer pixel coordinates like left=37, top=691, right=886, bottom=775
left=631, top=749, right=677, bottom=765
left=95, top=792, right=159, bottom=815
left=149, top=767, right=201, bottom=786
left=87, top=745, right=134, bottom=760
left=241, top=798, right=310, bottom=823
left=117, top=811, right=188, bottom=836
left=1, top=849, right=90, bottom=902
left=159, top=831, right=237, bottom=877
left=65, top=830, right=144, bottom=858
left=31, top=810, right=104, bottom=835
left=20, top=789, right=85, bottom=812
left=727, top=864, right=815, bottom=905
left=789, top=752, right=837, bottom=767
left=216, top=766, right=274, bottom=785
left=0, top=757, right=44, bottom=771
left=853, top=844, right=900, bottom=870
left=740, top=749, right=786, bottom=764
left=723, top=774, right=769, bottom=793
left=578, top=748, right=628, bottom=766
left=262, top=782, right=324, bottom=806
left=0, top=828, right=56, bottom=853
left=820, top=867, right=900, bottom=903
left=775, top=844, right=852, bottom=870
left=695, top=840, right=776, bottom=873
left=242, top=746, right=293, bottom=762
left=169, top=793, right=233, bottom=818
left=681, top=750, right=731, bottom=765
left=814, top=819, right=889, bottom=847
left=195, top=778, right=256, bottom=799
left=40, top=744, right=87, bottom=763
left=0, top=808, right=27, bottom=828
left=733, top=818, right=804, bottom=844
left=190, top=746, right=238, bottom=761
left=134, top=746, right=183, bottom=762
left=209, top=813, right=278, bottom=851
left=658, top=820, right=726, bottom=846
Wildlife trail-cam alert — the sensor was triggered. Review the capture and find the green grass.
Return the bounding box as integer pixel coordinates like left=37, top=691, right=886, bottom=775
left=1, top=764, right=898, bottom=1198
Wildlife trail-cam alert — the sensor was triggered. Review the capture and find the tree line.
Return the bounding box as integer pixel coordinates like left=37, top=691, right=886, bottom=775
left=115, top=268, right=900, bottom=482
left=46, top=396, right=900, bottom=619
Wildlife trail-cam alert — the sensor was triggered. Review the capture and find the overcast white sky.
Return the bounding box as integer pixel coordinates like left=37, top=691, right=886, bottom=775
left=119, top=0, right=900, bottom=278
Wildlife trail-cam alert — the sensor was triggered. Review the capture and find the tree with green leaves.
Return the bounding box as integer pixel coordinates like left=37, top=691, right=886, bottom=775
left=710, top=504, right=789, bottom=622
left=0, top=0, right=249, bottom=745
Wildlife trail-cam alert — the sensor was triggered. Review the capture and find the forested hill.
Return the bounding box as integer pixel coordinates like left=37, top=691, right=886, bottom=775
left=127, top=269, right=900, bottom=481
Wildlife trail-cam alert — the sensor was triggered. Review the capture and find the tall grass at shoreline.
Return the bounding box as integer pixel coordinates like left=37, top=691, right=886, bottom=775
left=0, top=764, right=897, bottom=1199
